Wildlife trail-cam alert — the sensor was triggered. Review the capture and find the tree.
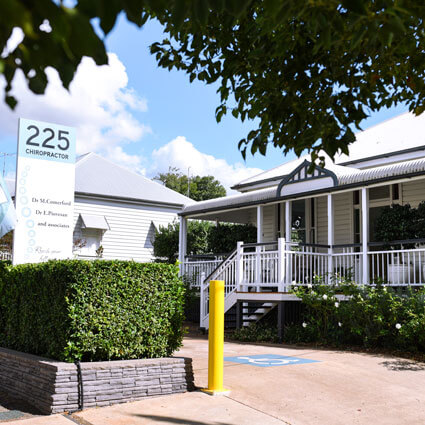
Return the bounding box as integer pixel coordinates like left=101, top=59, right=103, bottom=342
left=154, top=167, right=226, bottom=201
left=153, top=1, right=425, bottom=162
left=153, top=220, right=212, bottom=263
left=0, top=1, right=252, bottom=109
left=2, top=1, right=425, bottom=161
left=153, top=220, right=256, bottom=263
left=0, top=231, right=13, bottom=250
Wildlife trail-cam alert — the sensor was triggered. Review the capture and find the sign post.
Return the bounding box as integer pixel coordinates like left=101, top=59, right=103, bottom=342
left=13, top=118, right=76, bottom=264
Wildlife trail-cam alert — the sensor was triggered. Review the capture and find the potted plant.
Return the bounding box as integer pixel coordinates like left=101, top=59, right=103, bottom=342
left=375, top=204, right=416, bottom=284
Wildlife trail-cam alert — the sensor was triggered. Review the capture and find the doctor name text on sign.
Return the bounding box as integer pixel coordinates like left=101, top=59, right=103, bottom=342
left=13, top=118, right=76, bottom=264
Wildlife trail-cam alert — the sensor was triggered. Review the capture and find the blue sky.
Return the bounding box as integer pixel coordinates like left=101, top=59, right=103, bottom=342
left=0, top=15, right=410, bottom=191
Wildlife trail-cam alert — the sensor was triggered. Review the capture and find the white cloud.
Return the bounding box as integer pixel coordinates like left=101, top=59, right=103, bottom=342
left=104, top=146, right=146, bottom=175
left=150, top=136, right=263, bottom=192
left=0, top=53, right=151, bottom=155
left=1, top=27, right=24, bottom=58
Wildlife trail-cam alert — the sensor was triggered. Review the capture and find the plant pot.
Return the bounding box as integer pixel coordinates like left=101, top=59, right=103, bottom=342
left=388, top=264, right=413, bottom=284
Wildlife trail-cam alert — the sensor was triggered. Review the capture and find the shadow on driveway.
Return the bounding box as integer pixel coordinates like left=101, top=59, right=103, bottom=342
left=380, top=359, right=425, bottom=371
left=130, top=414, right=232, bottom=425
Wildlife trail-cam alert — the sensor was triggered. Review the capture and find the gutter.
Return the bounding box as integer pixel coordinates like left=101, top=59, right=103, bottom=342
left=75, top=192, right=188, bottom=210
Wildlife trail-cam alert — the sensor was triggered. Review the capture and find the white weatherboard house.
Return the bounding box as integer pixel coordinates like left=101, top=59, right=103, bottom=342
left=179, top=113, right=425, bottom=331
left=6, top=152, right=193, bottom=261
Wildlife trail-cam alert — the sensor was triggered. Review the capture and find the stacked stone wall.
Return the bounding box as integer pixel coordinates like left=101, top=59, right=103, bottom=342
left=0, top=347, right=194, bottom=414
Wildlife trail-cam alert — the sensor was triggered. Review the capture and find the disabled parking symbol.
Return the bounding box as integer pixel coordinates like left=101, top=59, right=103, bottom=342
left=224, top=354, right=319, bottom=367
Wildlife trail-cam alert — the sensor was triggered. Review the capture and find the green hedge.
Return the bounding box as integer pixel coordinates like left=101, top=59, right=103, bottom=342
left=0, top=260, right=185, bottom=362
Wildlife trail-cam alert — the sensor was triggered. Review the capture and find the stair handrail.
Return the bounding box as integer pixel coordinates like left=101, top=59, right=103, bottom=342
left=199, top=246, right=240, bottom=328
left=203, top=247, right=237, bottom=284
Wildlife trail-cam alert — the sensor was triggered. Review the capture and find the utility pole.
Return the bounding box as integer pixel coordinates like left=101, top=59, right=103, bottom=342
left=187, top=166, right=191, bottom=198
left=0, top=153, right=16, bottom=177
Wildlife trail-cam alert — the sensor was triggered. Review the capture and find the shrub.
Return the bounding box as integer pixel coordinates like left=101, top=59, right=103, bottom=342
left=231, top=275, right=425, bottom=354
left=232, top=323, right=279, bottom=343
left=208, top=223, right=257, bottom=254
left=0, top=260, right=186, bottom=362
left=285, top=276, right=425, bottom=352
left=153, top=220, right=257, bottom=263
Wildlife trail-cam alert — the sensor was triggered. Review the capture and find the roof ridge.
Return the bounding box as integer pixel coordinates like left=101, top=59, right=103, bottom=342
left=233, top=154, right=308, bottom=188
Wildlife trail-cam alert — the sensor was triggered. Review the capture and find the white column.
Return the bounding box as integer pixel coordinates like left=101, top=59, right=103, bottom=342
left=199, top=271, right=206, bottom=328
left=327, top=194, right=334, bottom=283
left=236, top=241, right=244, bottom=291
left=277, top=237, right=286, bottom=291
left=255, top=206, right=263, bottom=289
left=361, top=187, right=369, bottom=285
left=285, top=201, right=292, bottom=287
left=256, top=205, right=263, bottom=243
left=178, top=216, right=187, bottom=276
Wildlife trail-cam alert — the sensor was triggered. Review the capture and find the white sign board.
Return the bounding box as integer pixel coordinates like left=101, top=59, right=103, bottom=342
left=13, top=118, right=76, bottom=264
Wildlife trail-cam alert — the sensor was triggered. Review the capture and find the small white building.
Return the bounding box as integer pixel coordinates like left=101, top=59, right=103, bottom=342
left=179, top=113, right=425, bottom=330
left=7, top=152, right=193, bottom=261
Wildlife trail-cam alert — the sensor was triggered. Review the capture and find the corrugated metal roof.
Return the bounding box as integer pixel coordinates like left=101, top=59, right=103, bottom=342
left=182, top=186, right=277, bottom=215
left=233, top=153, right=358, bottom=189
left=234, top=156, right=307, bottom=188
left=234, top=113, right=425, bottom=189
left=338, top=157, right=425, bottom=185
left=182, top=157, right=425, bottom=216
left=75, top=153, right=194, bottom=206
left=6, top=152, right=194, bottom=207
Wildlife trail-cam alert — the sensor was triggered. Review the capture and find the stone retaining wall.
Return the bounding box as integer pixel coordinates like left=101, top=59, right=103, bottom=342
left=0, top=347, right=194, bottom=414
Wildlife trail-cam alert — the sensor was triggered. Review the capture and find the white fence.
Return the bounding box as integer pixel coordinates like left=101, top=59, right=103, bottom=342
left=0, top=251, right=12, bottom=261
left=189, top=240, right=425, bottom=329
left=183, top=240, right=425, bottom=292
left=369, top=247, right=425, bottom=286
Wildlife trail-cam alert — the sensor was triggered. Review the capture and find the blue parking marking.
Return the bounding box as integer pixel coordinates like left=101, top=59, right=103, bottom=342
left=224, top=354, right=319, bottom=367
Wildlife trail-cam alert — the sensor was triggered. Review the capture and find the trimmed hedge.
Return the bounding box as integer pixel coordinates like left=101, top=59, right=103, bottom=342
left=0, top=260, right=185, bottom=362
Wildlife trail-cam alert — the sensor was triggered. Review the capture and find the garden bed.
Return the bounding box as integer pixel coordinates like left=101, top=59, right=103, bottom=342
left=0, top=347, right=194, bottom=414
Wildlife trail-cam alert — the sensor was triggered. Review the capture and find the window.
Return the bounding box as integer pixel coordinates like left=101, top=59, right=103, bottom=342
left=309, top=198, right=316, bottom=243
left=354, top=208, right=360, bottom=244
left=79, top=229, right=102, bottom=256
left=392, top=183, right=400, bottom=201
left=292, top=199, right=306, bottom=243
left=369, top=185, right=390, bottom=201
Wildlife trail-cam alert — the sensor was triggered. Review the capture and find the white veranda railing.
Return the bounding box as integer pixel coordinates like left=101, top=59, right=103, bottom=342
left=183, top=239, right=425, bottom=328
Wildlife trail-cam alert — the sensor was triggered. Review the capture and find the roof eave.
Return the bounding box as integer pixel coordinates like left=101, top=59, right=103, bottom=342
left=75, top=191, right=188, bottom=209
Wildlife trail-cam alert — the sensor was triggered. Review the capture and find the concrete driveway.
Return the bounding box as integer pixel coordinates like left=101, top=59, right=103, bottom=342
left=3, top=336, right=425, bottom=425
left=75, top=336, right=425, bottom=425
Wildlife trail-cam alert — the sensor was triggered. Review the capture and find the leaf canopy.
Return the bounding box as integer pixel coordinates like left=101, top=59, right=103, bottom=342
left=1, top=1, right=425, bottom=160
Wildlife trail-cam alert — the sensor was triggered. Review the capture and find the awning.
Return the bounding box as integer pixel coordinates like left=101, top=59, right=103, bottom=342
left=80, top=214, right=110, bottom=230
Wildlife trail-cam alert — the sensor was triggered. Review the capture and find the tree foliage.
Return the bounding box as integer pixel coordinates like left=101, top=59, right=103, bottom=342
left=2, top=1, right=425, bottom=160
left=0, top=0, right=252, bottom=108
left=154, top=167, right=226, bottom=201
left=153, top=220, right=256, bottom=263
left=152, top=1, right=425, bottom=162
left=375, top=202, right=425, bottom=249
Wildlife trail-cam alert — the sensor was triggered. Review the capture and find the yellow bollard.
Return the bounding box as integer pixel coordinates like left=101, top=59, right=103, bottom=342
left=202, top=280, right=230, bottom=395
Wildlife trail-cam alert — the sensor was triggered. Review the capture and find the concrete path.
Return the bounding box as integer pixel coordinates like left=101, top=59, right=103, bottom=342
left=74, top=391, right=285, bottom=425
left=176, top=337, right=425, bottom=425
left=3, top=336, right=425, bottom=424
